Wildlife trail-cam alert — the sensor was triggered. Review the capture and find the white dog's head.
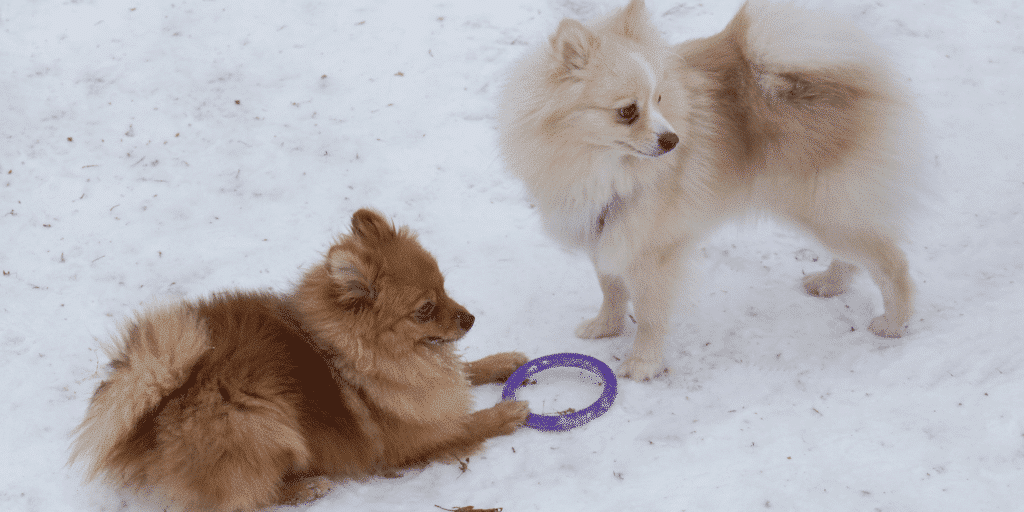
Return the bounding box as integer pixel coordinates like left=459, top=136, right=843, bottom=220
left=543, top=0, right=684, bottom=158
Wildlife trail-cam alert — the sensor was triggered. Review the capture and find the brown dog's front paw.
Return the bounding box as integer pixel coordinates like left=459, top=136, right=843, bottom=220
left=496, top=400, right=530, bottom=433
left=470, top=400, right=530, bottom=437
left=496, top=351, right=530, bottom=376
left=465, top=352, right=530, bottom=385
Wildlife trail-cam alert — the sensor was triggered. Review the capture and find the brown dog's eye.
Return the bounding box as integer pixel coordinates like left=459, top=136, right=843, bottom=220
left=414, top=302, right=436, bottom=322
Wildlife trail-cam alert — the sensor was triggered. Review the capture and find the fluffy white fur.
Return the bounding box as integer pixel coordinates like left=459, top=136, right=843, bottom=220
left=498, top=0, right=921, bottom=380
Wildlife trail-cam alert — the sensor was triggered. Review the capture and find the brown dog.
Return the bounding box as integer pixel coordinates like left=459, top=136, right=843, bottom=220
left=71, top=209, right=529, bottom=511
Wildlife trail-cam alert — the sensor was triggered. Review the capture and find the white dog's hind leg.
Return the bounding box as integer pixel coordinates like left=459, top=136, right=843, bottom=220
left=805, top=224, right=914, bottom=338
left=803, top=259, right=858, bottom=297
left=575, top=273, right=629, bottom=339
left=860, top=238, right=914, bottom=338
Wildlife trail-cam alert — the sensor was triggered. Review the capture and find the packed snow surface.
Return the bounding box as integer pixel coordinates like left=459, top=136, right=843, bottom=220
left=1, top=0, right=1022, bottom=510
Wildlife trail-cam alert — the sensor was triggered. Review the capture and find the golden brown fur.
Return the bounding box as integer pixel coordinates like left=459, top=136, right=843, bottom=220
left=498, top=0, right=921, bottom=380
left=71, top=209, right=530, bottom=511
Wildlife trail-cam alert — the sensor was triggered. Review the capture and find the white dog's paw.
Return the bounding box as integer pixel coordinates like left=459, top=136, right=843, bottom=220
left=868, top=314, right=906, bottom=338
left=616, top=355, right=667, bottom=381
left=575, top=314, right=624, bottom=339
left=802, top=270, right=847, bottom=298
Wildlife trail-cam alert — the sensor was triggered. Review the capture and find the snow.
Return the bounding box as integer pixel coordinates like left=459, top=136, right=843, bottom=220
left=2, top=0, right=1023, bottom=510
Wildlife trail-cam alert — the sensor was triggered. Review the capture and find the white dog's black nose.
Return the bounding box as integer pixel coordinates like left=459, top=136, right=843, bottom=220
left=658, top=132, right=679, bottom=152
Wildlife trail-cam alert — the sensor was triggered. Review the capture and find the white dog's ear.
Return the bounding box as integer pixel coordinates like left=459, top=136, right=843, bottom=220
left=327, top=246, right=376, bottom=311
left=550, top=18, right=599, bottom=72
left=612, top=0, right=650, bottom=41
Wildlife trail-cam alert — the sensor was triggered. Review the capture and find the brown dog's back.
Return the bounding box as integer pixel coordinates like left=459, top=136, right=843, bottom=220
left=74, top=293, right=374, bottom=510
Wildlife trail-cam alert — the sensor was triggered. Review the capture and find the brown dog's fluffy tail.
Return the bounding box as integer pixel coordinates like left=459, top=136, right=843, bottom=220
left=70, top=304, right=210, bottom=482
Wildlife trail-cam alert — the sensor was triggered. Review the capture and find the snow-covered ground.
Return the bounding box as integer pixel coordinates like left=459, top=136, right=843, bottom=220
left=2, top=0, right=1023, bottom=510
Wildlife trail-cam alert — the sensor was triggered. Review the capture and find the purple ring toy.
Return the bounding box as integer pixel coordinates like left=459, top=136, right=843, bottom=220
left=501, top=352, right=618, bottom=432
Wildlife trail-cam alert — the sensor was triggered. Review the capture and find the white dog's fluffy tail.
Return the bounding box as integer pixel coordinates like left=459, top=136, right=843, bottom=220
left=745, top=0, right=923, bottom=207
left=742, top=1, right=889, bottom=74
left=70, top=305, right=210, bottom=483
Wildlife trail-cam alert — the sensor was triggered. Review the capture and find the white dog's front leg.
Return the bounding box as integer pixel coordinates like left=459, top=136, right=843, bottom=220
left=617, top=246, right=685, bottom=381
left=575, top=272, right=629, bottom=339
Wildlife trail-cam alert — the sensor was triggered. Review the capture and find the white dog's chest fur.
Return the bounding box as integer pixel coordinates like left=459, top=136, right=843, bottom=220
left=540, top=153, right=630, bottom=245
left=540, top=153, right=667, bottom=275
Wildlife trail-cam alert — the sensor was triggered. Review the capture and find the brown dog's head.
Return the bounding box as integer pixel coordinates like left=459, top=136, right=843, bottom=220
left=328, top=208, right=474, bottom=342
left=296, top=209, right=474, bottom=380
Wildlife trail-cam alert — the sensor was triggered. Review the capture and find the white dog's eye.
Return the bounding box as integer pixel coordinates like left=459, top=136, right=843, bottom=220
left=657, top=95, right=662, bottom=103
left=617, top=103, right=639, bottom=125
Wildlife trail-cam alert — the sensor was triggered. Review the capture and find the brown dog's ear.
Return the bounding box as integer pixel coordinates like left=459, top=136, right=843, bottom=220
left=350, top=208, right=396, bottom=244
left=327, top=246, right=376, bottom=311
left=550, top=18, right=599, bottom=73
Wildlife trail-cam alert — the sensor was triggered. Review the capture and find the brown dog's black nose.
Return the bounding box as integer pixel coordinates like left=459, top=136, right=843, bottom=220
left=456, top=311, right=475, bottom=332
left=658, top=132, right=679, bottom=152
